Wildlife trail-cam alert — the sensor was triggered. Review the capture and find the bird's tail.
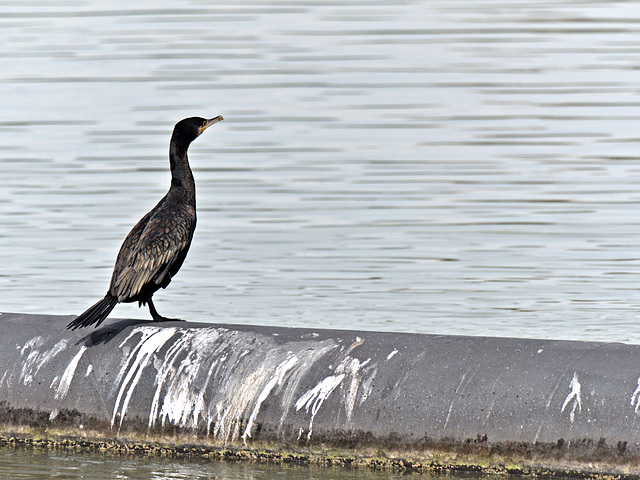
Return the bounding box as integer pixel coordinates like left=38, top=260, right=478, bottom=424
left=67, top=295, right=118, bottom=330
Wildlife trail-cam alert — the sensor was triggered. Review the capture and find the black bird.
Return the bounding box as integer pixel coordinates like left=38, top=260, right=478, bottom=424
left=67, top=116, right=223, bottom=330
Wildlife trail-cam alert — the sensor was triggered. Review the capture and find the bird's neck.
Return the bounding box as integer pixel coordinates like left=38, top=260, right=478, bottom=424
left=169, top=139, right=196, bottom=200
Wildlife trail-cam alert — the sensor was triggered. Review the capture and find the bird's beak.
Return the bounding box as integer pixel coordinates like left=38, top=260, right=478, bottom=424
left=202, top=115, right=223, bottom=133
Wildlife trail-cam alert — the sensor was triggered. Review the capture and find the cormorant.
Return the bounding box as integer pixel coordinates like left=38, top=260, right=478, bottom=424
left=67, top=115, right=223, bottom=330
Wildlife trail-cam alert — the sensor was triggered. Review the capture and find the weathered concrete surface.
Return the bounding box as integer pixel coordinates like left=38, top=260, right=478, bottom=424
left=1, top=312, right=640, bottom=476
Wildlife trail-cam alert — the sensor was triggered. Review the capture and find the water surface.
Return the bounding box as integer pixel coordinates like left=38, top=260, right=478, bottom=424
left=2, top=1, right=640, bottom=342
left=0, top=446, right=490, bottom=480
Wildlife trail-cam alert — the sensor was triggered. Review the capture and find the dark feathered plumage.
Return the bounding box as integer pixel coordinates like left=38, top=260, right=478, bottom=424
left=67, top=116, right=223, bottom=330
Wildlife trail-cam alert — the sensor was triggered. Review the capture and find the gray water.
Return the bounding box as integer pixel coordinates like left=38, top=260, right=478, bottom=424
left=6, top=0, right=640, bottom=343
left=0, top=447, right=491, bottom=480
left=3, top=0, right=640, bottom=478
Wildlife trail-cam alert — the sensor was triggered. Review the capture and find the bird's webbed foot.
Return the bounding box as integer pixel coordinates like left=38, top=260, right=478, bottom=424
left=153, top=315, right=185, bottom=323
left=147, top=297, right=186, bottom=323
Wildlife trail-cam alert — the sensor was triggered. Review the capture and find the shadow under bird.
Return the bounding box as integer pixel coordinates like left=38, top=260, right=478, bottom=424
left=67, top=115, right=223, bottom=330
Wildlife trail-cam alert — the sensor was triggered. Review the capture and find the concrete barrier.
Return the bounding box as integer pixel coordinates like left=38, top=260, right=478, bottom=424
left=1, top=311, right=639, bottom=476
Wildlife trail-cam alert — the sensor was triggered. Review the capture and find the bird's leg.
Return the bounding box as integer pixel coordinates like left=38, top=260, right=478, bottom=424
left=147, top=297, right=184, bottom=322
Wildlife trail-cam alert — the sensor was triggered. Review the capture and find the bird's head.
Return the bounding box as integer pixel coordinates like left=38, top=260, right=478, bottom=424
left=172, top=116, right=224, bottom=146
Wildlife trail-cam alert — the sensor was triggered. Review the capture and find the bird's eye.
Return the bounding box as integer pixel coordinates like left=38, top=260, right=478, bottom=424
left=202, top=120, right=207, bottom=127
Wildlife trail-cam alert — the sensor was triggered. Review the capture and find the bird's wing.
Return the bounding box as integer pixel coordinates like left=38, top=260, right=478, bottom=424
left=108, top=210, right=195, bottom=302
left=110, top=210, right=153, bottom=278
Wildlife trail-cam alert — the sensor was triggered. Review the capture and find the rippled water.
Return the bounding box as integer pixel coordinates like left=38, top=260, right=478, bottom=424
left=1, top=447, right=489, bottom=480
left=3, top=1, right=640, bottom=345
